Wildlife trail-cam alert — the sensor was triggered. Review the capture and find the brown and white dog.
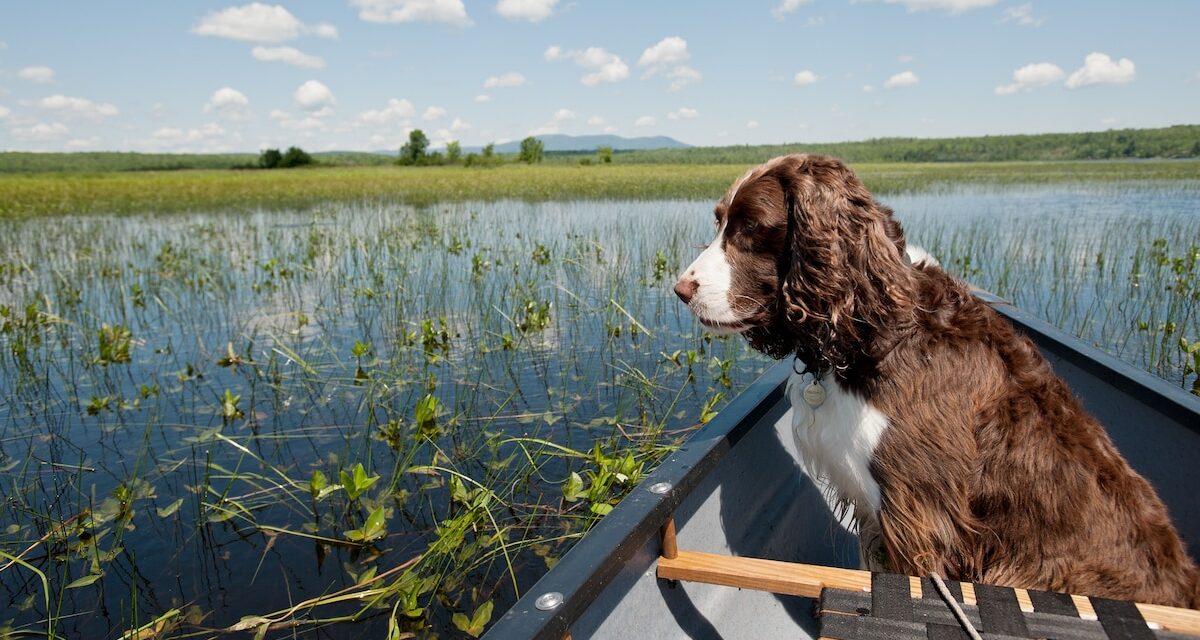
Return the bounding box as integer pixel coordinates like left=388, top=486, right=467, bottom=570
left=673, top=154, right=1199, bottom=608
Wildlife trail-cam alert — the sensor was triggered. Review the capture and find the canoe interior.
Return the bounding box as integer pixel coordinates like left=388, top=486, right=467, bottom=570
left=485, top=295, right=1200, bottom=639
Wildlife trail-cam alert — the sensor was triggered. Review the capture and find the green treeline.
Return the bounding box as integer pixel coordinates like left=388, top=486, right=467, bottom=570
left=574, top=125, right=1200, bottom=165
left=0, top=150, right=393, bottom=173
left=1, top=125, right=1198, bottom=173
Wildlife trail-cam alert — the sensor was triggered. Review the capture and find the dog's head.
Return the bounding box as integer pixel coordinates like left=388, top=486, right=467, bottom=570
left=674, top=154, right=914, bottom=366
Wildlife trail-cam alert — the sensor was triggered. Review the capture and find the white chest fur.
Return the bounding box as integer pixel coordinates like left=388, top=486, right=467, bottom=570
left=787, top=370, right=890, bottom=520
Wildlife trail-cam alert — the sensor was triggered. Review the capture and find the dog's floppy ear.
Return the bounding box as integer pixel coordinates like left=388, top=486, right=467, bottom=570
left=771, top=155, right=913, bottom=368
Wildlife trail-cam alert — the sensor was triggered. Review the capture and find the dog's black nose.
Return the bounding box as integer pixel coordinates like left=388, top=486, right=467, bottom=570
left=674, top=277, right=698, bottom=303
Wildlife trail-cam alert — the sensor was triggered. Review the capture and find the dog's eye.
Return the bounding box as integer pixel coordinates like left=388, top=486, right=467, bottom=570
left=743, top=221, right=759, bottom=233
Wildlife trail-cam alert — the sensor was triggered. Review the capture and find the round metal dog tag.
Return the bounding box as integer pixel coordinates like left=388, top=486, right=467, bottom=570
left=803, top=380, right=826, bottom=408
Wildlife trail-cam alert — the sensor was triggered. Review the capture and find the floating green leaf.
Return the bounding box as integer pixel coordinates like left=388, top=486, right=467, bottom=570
left=339, top=462, right=379, bottom=501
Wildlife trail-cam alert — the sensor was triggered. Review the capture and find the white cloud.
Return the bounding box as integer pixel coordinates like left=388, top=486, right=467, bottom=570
left=139, top=123, right=238, bottom=151
left=638, top=36, right=689, bottom=67
left=351, top=0, right=471, bottom=27
left=294, top=80, right=335, bottom=113
left=358, top=98, right=415, bottom=124
left=1101, top=116, right=1118, bottom=126
left=271, top=110, right=327, bottom=131
left=193, top=3, right=333, bottom=43
left=474, top=94, right=491, bottom=103
left=554, top=108, right=576, bottom=121
left=10, top=121, right=68, bottom=140
left=152, top=123, right=226, bottom=143
left=771, top=0, right=812, bottom=20
left=898, top=54, right=914, bottom=63
left=449, top=117, right=471, bottom=132
left=883, top=70, right=919, bottom=89
left=65, top=137, right=100, bottom=150
left=994, top=62, right=1063, bottom=95
left=666, top=65, right=702, bottom=91
left=528, top=124, right=559, bottom=136
left=603, top=125, right=617, bottom=134
left=1000, top=3, right=1043, bottom=26
left=545, top=45, right=629, bottom=85
left=746, top=120, right=759, bottom=129
left=18, top=66, right=55, bottom=84
left=203, top=87, right=252, bottom=120
left=423, top=105, right=447, bottom=120
left=634, top=115, right=656, bottom=127
left=251, top=46, right=325, bottom=68
left=310, top=23, right=339, bottom=39
left=794, top=70, right=819, bottom=85
left=587, top=115, right=605, bottom=126
left=667, top=107, right=698, bottom=120
left=862, top=84, right=875, bottom=92
left=483, top=72, right=527, bottom=88
left=36, top=95, right=119, bottom=120
left=877, top=0, right=997, bottom=13
left=496, top=0, right=558, bottom=22
left=0, top=105, right=10, bottom=120
left=1066, top=52, right=1135, bottom=89
left=638, top=37, right=701, bottom=90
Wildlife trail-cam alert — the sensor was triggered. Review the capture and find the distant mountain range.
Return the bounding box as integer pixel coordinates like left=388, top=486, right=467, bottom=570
left=483, top=134, right=690, bottom=153
left=372, top=134, right=690, bottom=155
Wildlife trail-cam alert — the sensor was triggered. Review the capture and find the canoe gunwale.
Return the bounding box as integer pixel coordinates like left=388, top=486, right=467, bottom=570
left=483, top=293, right=1200, bottom=639
left=483, top=357, right=792, bottom=639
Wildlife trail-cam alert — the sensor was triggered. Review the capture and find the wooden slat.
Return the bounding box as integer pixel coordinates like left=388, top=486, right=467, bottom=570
left=657, top=550, right=916, bottom=598
left=656, top=550, right=1200, bottom=636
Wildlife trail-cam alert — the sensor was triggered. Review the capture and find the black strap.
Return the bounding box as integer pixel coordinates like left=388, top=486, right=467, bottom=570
left=872, top=572, right=915, bottom=623
left=1091, top=597, right=1156, bottom=640
left=1027, top=588, right=1078, bottom=616
left=921, top=576, right=963, bottom=603
left=974, top=583, right=1030, bottom=637
left=925, top=622, right=973, bottom=640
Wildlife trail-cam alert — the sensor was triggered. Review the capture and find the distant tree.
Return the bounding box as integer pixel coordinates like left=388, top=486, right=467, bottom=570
left=597, top=146, right=613, bottom=164
left=259, top=148, right=283, bottom=169
left=446, top=140, right=462, bottom=163
left=518, top=136, right=544, bottom=164
left=279, top=146, right=313, bottom=168
left=399, top=129, right=430, bottom=165
left=481, top=143, right=495, bottom=158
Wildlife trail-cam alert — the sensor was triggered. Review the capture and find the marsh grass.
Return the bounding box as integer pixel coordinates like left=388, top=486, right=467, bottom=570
left=0, top=182, right=1197, bottom=638
left=0, top=201, right=763, bottom=638
left=1, top=159, right=1198, bottom=218
left=895, top=182, right=1200, bottom=389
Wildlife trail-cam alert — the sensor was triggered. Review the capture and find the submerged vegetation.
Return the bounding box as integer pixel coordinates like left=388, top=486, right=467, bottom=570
left=0, top=180, right=1197, bottom=638
left=0, top=201, right=763, bottom=638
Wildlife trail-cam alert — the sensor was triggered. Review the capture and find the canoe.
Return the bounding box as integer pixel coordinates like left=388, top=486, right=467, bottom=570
left=484, top=291, right=1200, bottom=639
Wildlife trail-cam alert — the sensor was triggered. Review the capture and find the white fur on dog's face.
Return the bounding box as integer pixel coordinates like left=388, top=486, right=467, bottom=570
left=676, top=222, right=751, bottom=333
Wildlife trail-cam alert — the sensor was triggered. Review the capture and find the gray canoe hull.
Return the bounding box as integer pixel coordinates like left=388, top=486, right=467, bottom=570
left=486, top=293, right=1200, bottom=639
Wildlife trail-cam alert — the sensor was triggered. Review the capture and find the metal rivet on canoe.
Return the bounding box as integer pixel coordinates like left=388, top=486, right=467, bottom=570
left=648, top=482, right=672, bottom=495
left=535, top=592, right=564, bottom=611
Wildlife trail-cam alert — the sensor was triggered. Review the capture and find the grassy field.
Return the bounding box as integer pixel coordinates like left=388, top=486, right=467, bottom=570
left=2, top=159, right=1199, bottom=217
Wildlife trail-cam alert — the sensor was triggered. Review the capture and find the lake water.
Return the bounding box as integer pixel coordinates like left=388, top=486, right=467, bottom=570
left=0, top=183, right=1197, bottom=638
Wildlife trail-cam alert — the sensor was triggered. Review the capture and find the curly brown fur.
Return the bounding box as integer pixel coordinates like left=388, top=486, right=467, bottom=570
left=676, top=154, right=1200, bottom=607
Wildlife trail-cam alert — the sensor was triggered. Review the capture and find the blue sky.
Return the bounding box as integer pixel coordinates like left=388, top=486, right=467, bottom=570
left=1, top=0, right=1198, bottom=152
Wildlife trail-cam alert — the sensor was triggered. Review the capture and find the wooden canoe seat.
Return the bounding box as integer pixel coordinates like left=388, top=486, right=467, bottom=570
left=655, top=517, right=1200, bottom=638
